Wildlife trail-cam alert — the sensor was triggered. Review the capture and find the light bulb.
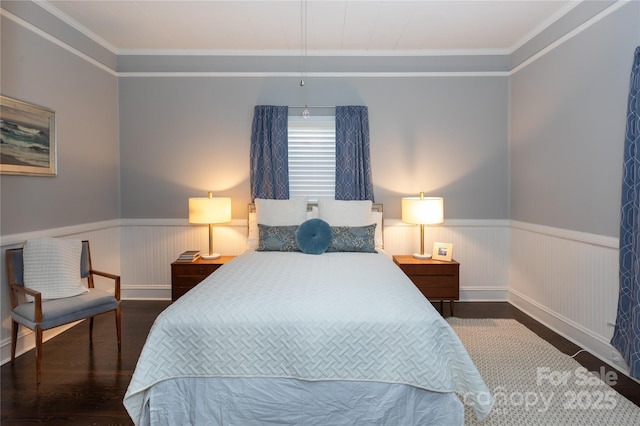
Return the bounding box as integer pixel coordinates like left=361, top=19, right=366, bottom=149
left=302, top=108, right=310, bottom=119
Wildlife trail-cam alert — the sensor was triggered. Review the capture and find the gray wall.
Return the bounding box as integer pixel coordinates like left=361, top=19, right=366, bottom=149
left=119, top=75, right=509, bottom=220
left=2, top=0, right=636, bottom=234
left=510, top=1, right=640, bottom=237
left=0, top=15, right=120, bottom=235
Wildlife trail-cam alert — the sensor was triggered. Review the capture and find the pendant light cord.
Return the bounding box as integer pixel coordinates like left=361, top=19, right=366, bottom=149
left=300, top=0, right=310, bottom=118
left=300, top=0, right=306, bottom=87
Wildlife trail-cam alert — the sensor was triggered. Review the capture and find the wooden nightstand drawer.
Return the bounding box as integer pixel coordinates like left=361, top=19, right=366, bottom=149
left=172, top=279, right=204, bottom=300
left=397, top=263, right=458, bottom=277
left=171, top=256, right=234, bottom=301
left=414, top=281, right=459, bottom=300
left=393, top=255, right=460, bottom=316
left=172, top=263, right=221, bottom=277
left=410, top=274, right=458, bottom=288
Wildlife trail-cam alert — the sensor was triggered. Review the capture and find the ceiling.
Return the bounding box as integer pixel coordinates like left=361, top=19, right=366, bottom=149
left=42, top=0, right=579, bottom=54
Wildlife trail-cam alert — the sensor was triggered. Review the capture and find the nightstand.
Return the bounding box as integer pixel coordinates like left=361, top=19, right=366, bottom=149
left=171, top=256, right=235, bottom=301
left=392, top=255, right=460, bottom=316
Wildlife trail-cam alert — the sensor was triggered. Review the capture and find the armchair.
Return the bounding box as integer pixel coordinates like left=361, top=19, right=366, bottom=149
left=5, top=239, right=121, bottom=384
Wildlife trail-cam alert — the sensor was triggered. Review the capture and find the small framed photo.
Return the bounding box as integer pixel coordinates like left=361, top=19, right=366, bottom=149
left=1, top=96, right=57, bottom=176
left=432, top=242, right=453, bottom=261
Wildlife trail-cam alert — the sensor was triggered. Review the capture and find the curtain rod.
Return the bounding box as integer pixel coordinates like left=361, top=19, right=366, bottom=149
left=288, top=105, right=335, bottom=109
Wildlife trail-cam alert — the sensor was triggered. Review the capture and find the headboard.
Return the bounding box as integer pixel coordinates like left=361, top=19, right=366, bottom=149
left=247, top=202, right=383, bottom=215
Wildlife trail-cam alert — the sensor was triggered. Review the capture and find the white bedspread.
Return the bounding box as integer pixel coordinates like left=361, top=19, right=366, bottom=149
left=124, top=250, right=492, bottom=424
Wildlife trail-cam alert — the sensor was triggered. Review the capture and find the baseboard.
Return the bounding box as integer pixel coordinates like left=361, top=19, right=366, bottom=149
left=460, top=286, right=508, bottom=302
left=119, top=284, right=508, bottom=302
left=0, top=321, right=81, bottom=366
left=508, top=288, right=635, bottom=380
left=121, top=284, right=171, bottom=300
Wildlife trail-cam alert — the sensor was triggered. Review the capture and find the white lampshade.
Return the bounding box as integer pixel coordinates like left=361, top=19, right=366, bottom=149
left=189, top=196, right=231, bottom=224
left=402, top=196, right=444, bottom=225
left=188, top=193, right=231, bottom=260
left=401, top=193, right=444, bottom=259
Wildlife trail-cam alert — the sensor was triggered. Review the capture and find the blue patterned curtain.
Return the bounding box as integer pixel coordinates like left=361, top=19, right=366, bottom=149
left=611, top=46, right=640, bottom=379
left=250, top=105, right=289, bottom=200
left=335, top=106, right=375, bottom=201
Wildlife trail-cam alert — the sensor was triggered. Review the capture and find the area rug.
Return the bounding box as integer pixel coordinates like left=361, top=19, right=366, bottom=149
left=447, top=318, right=640, bottom=425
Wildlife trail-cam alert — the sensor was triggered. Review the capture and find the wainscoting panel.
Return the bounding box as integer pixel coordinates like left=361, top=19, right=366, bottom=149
left=117, top=218, right=510, bottom=301
left=383, top=220, right=510, bottom=301
left=119, top=219, right=249, bottom=299
left=508, top=222, right=627, bottom=375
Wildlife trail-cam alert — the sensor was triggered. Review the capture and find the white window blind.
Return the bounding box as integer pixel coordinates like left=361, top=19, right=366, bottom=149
left=288, top=116, right=336, bottom=201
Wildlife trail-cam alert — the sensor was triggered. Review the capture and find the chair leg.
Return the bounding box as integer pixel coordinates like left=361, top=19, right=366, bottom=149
left=89, top=317, right=94, bottom=341
left=115, top=306, right=122, bottom=352
left=35, top=326, right=43, bottom=384
left=11, top=321, right=18, bottom=361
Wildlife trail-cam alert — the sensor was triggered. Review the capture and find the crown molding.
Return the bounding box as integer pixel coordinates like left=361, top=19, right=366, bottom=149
left=4, top=0, right=632, bottom=77
left=511, top=0, right=632, bottom=74
left=116, top=71, right=510, bottom=78
left=116, top=48, right=511, bottom=57
left=1, top=8, right=117, bottom=76
left=34, top=0, right=118, bottom=54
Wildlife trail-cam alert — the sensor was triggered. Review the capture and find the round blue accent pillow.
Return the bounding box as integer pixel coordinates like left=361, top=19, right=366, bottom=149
left=295, top=219, right=333, bottom=255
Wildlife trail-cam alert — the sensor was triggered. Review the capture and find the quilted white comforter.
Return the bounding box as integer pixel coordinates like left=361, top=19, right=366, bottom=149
left=124, top=250, right=492, bottom=424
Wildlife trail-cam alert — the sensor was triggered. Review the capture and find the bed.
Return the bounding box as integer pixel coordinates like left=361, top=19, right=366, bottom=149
left=124, top=198, right=493, bottom=425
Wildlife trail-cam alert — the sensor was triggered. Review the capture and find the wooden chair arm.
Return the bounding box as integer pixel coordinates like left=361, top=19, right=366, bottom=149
left=10, top=283, right=43, bottom=323
left=90, top=269, right=121, bottom=301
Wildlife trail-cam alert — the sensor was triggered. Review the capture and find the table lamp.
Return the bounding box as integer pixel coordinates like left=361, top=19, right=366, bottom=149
left=402, top=192, right=444, bottom=259
left=188, top=192, right=232, bottom=259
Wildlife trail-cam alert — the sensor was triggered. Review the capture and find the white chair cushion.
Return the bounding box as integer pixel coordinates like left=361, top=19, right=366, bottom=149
left=23, top=238, right=89, bottom=301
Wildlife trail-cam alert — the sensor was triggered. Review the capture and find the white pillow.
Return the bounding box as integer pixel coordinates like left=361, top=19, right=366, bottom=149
left=247, top=198, right=310, bottom=249
left=371, top=211, right=384, bottom=248
left=255, top=197, right=308, bottom=225
left=318, top=199, right=373, bottom=226
left=23, top=238, right=88, bottom=301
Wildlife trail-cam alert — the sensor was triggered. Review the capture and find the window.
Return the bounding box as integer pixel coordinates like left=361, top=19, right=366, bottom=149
left=288, top=116, right=336, bottom=201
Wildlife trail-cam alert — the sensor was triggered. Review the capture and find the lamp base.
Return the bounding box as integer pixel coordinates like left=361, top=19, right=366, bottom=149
left=412, top=252, right=432, bottom=260
left=201, top=253, right=221, bottom=260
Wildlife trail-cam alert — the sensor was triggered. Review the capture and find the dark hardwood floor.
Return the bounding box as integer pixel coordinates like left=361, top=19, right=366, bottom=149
left=1, top=300, right=168, bottom=425
left=1, top=301, right=638, bottom=425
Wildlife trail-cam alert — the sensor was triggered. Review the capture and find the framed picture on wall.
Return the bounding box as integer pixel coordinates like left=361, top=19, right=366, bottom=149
left=432, top=242, right=453, bottom=261
left=1, top=96, right=57, bottom=176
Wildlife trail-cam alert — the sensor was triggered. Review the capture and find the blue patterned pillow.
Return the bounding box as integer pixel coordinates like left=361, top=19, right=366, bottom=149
left=327, top=224, right=377, bottom=253
left=257, top=224, right=299, bottom=251
left=295, top=219, right=333, bottom=255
